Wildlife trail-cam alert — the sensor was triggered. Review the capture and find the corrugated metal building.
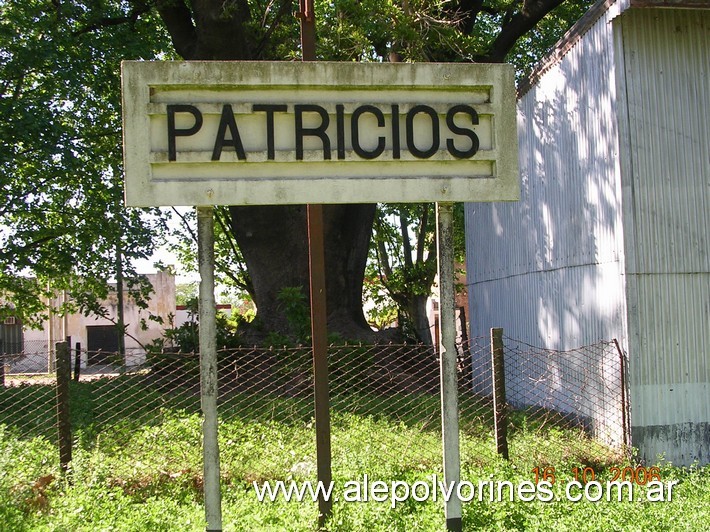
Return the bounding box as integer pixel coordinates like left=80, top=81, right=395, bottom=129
left=465, top=0, right=709, bottom=465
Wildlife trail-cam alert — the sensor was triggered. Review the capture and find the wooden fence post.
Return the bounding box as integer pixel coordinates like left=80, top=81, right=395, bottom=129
left=613, top=338, right=631, bottom=456
left=56, top=341, right=72, bottom=474
left=491, top=328, right=509, bottom=460
left=73, top=342, right=81, bottom=382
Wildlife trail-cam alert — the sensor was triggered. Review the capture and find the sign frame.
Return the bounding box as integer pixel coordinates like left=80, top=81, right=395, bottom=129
left=122, top=61, right=519, bottom=207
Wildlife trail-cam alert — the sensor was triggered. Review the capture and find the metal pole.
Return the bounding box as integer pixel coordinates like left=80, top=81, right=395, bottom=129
left=298, top=0, right=316, bottom=61
left=491, top=328, right=509, bottom=460
left=56, top=341, right=72, bottom=475
left=613, top=338, right=630, bottom=451
left=197, top=206, right=222, bottom=531
left=436, top=202, right=462, bottom=531
left=299, top=1, right=333, bottom=526
left=308, top=203, right=332, bottom=527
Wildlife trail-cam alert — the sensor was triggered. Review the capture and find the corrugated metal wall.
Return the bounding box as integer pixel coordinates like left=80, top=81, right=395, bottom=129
left=617, top=7, right=710, bottom=464
left=466, top=2, right=627, bottom=350
left=466, top=3, right=710, bottom=464
left=465, top=3, right=628, bottom=445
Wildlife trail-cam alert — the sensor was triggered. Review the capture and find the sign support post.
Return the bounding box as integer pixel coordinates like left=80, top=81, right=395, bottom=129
left=307, top=202, right=332, bottom=527
left=436, top=202, right=462, bottom=531
left=299, top=1, right=333, bottom=526
left=197, top=206, right=222, bottom=531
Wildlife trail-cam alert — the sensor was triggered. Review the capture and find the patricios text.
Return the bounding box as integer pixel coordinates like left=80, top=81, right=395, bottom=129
left=166, top=103, right=481, bottom=162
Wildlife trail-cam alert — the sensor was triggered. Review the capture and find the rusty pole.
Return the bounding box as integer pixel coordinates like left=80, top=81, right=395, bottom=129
left=491, top=327, right=509, bottom=460
left=55, top=341, right=72, bottom=475
left=299, top=1, right=333, bottom=527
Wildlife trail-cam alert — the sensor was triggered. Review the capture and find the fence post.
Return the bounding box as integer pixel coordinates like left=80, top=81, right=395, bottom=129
left=613, top=339, right=631, bottom=454
left=56, top=341, right=72, bottom=474
left=0, top=354, right=5, bottom=387
left=490, top=328, right=509, bottom=460
left=73, top=342, right=81, bottom=382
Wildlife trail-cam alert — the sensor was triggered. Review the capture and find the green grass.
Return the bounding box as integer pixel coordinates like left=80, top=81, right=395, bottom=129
left=0, top=379, right=708, bottom=531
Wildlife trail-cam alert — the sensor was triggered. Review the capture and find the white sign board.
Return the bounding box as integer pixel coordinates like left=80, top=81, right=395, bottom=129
left=122, top=61, right=518, bottom=206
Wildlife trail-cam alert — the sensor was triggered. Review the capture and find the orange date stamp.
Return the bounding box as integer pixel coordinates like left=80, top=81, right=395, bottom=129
left=532, top=465, right=664, bottom=485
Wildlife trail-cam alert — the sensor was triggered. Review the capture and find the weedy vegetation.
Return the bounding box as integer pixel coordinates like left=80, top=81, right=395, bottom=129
left=0, top=380, right=707, bottom=531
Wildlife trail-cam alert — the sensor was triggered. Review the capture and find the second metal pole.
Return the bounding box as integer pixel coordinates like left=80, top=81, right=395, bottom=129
left=197, top=206, right=222, bottom=531
left=436, top=202, right=462, bottom=531
left=308, top=203, right=332, bottom=527
left=300, top=1, right=333, bottom=526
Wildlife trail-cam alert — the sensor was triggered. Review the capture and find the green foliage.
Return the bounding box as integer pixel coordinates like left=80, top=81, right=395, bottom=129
left=1, top=0, right=596, bottom=335
left=167, top=207, right=253, bottom=301
left=508, top=0, right=597, bottom=83
left=1, top=388, right=707, bottom=530
left=276, top=287, right=312, bottom=345
left=149, top=297, right=243, bottom=354
left=175, top=282, right=199, bottom=307
left=366, top=203, right=466, bottom=342
left=313, top=0, right=596, bottom=82
left=0, top=1, right=172, bottom=324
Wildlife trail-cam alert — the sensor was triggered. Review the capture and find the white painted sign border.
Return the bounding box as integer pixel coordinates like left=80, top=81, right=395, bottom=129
left=122, top=61, right=519, bottom=206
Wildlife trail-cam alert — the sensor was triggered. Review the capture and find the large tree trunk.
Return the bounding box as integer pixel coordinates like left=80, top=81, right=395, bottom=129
left=230, top=204, right=377, bottom=341
left=406, top=294, right=433, bottom=346
left=156, top=1, right=378, bottom=341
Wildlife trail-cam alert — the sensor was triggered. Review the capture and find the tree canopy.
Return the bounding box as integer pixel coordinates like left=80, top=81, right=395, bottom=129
left=1, top=0, right=595, bottom=337
left=0, top=1, right=171, bottom=323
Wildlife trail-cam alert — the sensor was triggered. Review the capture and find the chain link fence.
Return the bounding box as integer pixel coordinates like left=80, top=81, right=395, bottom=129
left=0, top=333, right=629, bottom=476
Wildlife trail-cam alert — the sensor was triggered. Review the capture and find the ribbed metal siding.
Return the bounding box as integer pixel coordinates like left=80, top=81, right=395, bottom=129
left=618, top=8, right=710, bottom=454
left=466, top=3, right=627, bottom=350
left=466, top=3, right=710, bottom=465
left=621, top=9, right=710, bottom=275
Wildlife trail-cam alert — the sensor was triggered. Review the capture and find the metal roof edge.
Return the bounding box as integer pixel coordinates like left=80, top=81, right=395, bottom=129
left=517, top=0, right=618, bottom=99
left=517, top=0, right=710, bottom=99
left=630, top=0, right=710, bottom=7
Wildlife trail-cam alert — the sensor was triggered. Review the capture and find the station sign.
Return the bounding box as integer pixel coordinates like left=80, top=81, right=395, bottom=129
left=122, top=61, right=518, bottom=206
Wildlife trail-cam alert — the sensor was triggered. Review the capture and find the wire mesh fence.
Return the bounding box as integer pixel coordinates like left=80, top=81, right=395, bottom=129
left=0, top=333, right=629, bottom=478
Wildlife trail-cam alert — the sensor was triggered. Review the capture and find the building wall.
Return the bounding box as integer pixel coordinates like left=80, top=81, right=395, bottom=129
left=467, top=3, right=626, bottom=349
left=616, top=7, right=710, bottom=464
left=465, top=3, right=628, bottom=445
left=467, top=3, right=709, bottom=465
left=0, top=320, right=23, bottom=354
left=23, top=271, right=176, bottom=368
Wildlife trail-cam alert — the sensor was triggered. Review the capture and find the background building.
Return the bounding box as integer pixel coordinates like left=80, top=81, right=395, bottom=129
left=22, top=271, right=176, bottom=368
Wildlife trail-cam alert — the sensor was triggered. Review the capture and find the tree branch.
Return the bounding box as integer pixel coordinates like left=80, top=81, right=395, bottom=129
left=215, top=207, right=240, bottom=261
left=416, top=203, right=430, bottom=264
left=190, top=0, right=253, bottom=59
left=0, top=231, right=71, bottom=263
left=452, top=0, right=485, bottom=35
left=484, top=0, right=566, bottom=62
left=399, top=208, right=413, bottom=269
left=72, top=2, right=154, bottom=36
left=214, top=207, right=253, bottom=296
left=374, top=216, right=394, bottom=280
left=172, top=206, right=199, bottom=245
left=254, top=0, right=293, bottom=58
